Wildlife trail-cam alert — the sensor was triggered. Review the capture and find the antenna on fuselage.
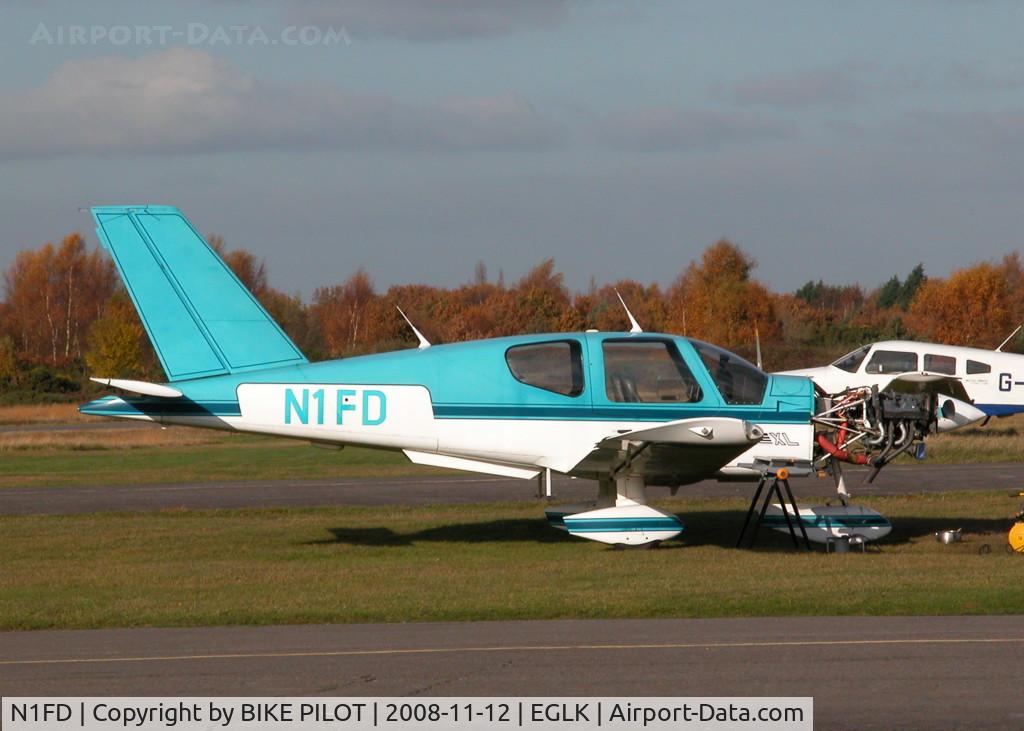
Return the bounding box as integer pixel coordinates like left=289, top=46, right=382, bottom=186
left=996, top=323, right=1023, bottom=352
left=614, top=289, right=643, bottom=334
left=755, top=326, right=763, bottom=370
left=396, top=306, right=431, bottom=349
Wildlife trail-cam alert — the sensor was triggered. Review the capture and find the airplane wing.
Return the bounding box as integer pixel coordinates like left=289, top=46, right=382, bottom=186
left=567, top=416, right=763, bottom=486
left=881, top=374, right=972, bottom=402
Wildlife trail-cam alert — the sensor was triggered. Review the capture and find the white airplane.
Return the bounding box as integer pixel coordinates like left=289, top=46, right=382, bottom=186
left=781, top=339, right=1017, bottom=422
left=776, top=340, right=1006, bottom=513
left=79, top=206, right=979, bottom=548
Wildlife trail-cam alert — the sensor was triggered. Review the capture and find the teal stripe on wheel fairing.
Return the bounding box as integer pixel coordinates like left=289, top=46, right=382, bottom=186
left=566, top=517, right=684, bottom=533
left=763, top=515, right=890, bottom=528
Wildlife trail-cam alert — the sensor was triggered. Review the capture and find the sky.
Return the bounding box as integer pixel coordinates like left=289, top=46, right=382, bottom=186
left=1, top=0, right=1022, bottom=298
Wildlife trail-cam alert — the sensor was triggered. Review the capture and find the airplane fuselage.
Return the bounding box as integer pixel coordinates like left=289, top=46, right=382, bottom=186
left=84, top=331, right=815, bottom=485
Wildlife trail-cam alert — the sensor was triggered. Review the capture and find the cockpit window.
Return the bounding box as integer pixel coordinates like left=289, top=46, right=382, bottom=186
left=506, top=340, right=584, bottom=396
left=690, top=340, right=767, bottom=405
left=602, top=339, right=702, bottom=403
left=832, top=345, right=871, bottom=373
left=865, top=349, right=918, bottom=374
left=924, top=354, right=956, bottom=375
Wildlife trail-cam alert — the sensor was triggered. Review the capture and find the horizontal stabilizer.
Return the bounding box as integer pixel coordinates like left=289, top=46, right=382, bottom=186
left=403, top=450, right=540, bottom=479
left=91, top=205, right=307, bottom=382
left=89, top=377, right=183, bottom=398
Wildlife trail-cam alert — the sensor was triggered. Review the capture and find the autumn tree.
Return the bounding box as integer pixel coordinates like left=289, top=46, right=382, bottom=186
left=580, top=280, right=667, bottom=333
left=0, top=334, right=19, bottom=386
left=312, top=270, right=378, bottom=356
left=794, top=280, right=865, bottom=319
left=501, top=260, right=580, bottom=335
left=372, top=284, right=447, bottom=347
left=84, top=293, right=146, bottom=378
left=997, top=252, right=1024, bottom=327
left=3, top=233, right=117, bottom=366
left=665, top=240, right=780, bottom=348
left=445, top=284, right=506, bottom=342
left=905, top=261, right=1015, bottom=347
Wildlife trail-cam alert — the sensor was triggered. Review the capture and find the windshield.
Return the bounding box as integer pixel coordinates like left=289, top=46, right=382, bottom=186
left=690, top=340, right=767, bottom=405
left=832, top=345, right=871, bottom=373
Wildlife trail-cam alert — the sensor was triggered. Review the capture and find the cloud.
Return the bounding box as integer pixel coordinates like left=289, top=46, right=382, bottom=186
left=945, top=64, right=1024, bottom=92
left=597, top=107, right=796, bottom=152
left=0, top=49, right=561, bottom=159
left=904, top=107, right=1024, bottom=144
left=728, top=67, right=865, bottom=106
left=282, top=0, right=575, bottom=41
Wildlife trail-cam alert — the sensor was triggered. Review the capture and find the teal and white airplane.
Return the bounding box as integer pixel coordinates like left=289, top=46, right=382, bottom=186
left=80, top=205, right=830, bottom=546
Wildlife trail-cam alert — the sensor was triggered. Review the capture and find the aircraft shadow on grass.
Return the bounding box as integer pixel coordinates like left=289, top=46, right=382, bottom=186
left=308, top=512, right=1015, bottom=551
left=309, top=519, right=576, bottom=548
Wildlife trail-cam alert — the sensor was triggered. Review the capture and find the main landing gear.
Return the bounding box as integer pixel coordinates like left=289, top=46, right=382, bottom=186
left=545, top=446, right=683, bottom=547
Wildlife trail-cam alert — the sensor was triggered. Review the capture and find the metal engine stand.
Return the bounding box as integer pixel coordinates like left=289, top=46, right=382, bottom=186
left=736, top=459, right=813, bottom=551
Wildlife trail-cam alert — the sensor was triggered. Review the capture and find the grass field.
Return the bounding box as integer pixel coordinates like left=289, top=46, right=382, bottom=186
left=1, top=492, right=1022, bottom=631
left=0, top=403, right=86, bottom=425
left=0, top=425, right=228, bottom=452
left=0, top=436, right=444, bottom=488
left=914, top=419, right=1024, bottom=463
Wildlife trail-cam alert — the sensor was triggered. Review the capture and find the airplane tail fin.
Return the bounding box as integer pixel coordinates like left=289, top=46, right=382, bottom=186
left=91, top=205, right=307, bottom=382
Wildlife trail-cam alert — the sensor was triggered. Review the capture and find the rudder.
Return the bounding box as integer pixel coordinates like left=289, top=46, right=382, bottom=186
left=91, top=205, right=307, bottom=381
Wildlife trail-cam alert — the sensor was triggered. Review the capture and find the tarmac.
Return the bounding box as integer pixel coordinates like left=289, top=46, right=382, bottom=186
left=1, top=616, right=1022, bottom=729
left=1, top=462, right=1022, bottom=516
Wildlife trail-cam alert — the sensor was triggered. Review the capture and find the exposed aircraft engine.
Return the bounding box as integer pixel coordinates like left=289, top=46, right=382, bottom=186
left=813, top=386, right=936, bottom=479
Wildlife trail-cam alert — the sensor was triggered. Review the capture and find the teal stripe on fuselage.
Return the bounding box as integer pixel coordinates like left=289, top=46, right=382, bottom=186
left=432, top=404, right=808, bottom=422
left=82, top=397, right=804, bottom=424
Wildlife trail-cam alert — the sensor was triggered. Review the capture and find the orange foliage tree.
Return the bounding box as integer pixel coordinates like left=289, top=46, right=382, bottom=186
left=3, top=233, right=117, bottom=366
left=500, top=260, right=580, bottom=335
left=578, top=280, right=668, bottom=332
left=13, top=225, right=1024, bottom=392
left=311, top=270, right=378, bottom=357
left=905, top=259, right=1020, bottom=347
left=665, top=240, right=780, bottom=349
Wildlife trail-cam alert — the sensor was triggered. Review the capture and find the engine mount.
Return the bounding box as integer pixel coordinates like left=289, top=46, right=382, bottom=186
left=813, top=386, right=935, bottom=479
